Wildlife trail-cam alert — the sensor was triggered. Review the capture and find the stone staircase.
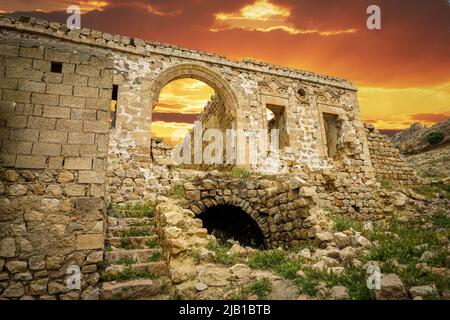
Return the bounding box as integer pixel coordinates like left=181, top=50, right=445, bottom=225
left=100, top=205, right=173, bottom=300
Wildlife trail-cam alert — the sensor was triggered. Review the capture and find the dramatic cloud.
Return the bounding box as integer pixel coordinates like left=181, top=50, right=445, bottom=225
left=211, top=0, right=356, bottom=36
left=409, top=113, right=450, bottom=124
left=2, top=0, right=449, bottom=132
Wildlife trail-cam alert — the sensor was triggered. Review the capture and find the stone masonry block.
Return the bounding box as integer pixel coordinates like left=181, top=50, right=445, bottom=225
left=32, top=143, right=61, bottom=156
left=0, top=44, right=19, bottom=57
left=17, top=79, right=46, bottom=93
left=39, top=130, right=68, bottom=144
left=44, top=50, right=73, bottom=63
left=27, top=116, right=56, bottom=130
left=56, top=119, right=83, bottom=131
left=64, top=157, right=92, bottom=170
left=46, top=83, right=73, bottom=96
left=5, top=56, right=32, bottom=68
left=15, top=155, right=47, bottom=169
left=31, top=93, right=59, bottom=106
left=78, top=171, right=105, bottom=184
left=88, top=76, right=112, bottom=88
left=43, top=106, right=71, bottom=119
left=68, top=132, right=95, bottom=145
left=75, top=65, right=100, bottom=77
left=2, top=141, right=32, bottom=154
left=0, top=78, right=18, bottom=90
left=5, top=67, right=44, bottom=81
left=74, top=86, right=99, bottom=98
left=19, top=46, right=44, bottom=59
left=71, top=109, right=97, bottom=121
left=76, top=234, right=104, bottom=250
left=6, top=115, right=28, bottom=128
left=63, top=74, right=88, bottom=86
left=83, top=120, right=109, bottom=133
left=9, top=128, right=39, bottom=142
left=60, top=95, right=85, bottom=108
left=62, top=145, right=80, bottom=156
left=3, top=90, right=31, bottom=103
left=86, top=98, right=110, bottom=111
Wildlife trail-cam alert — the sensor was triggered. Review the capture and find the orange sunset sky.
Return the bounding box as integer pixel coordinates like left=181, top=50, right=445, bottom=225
left=2, top=0, right=449, bottom=142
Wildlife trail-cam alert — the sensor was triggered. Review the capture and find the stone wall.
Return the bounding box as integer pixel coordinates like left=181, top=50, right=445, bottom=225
left=0, top=19, right=113, bottom=299
left=365, top=124, right=418, bottom=184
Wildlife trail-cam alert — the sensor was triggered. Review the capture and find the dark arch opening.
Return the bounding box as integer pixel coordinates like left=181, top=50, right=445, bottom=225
left=197, top=205, right=266, bottom=249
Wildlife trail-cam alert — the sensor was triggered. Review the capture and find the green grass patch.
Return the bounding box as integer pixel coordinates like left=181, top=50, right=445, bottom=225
left=294, top=267, right=372, bottom=299
left=148, top=251, right=162, bottom=262
left=102, top=268, right=157, bottom=282
left=364, top=214, right=445, bottom=266
left=207, top=242, right=242, bottom=266
left=426, top=131, right=444, bottom=145
left=275, top=260, right=302, bottom=279
left=413, top=184, right=450, bottom=200
left=249, top=250, right=287, bottom=270
left=231, top=167, right=252, bottom=179
left=145, top=239, right=159, bottom=249
left=190, top=249, right=203, bottom=264
left=378, top=179, right=392, bottom=189
left=172, top=183, right=184, bottom=198
left=116, top=256, right=138, bottom=266
left=111, top=202, right=155, bottom=218
left=130, top=220, right=154, bottom=227
left=248, top=278, right=272, bottom=300
left=121, top=227, right=153, bottom=237
left=332, top=214, right=364, bottom=233
left=120, top=236, right=131, bottom=249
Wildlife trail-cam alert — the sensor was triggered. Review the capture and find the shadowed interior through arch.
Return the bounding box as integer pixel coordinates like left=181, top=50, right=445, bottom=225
left=197, top=204, right=267, bottom=249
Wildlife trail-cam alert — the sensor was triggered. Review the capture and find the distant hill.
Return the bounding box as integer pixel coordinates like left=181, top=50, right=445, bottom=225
left=390, top=118, right=450, bottom=155
left=386, top=118, right=450, bottom=180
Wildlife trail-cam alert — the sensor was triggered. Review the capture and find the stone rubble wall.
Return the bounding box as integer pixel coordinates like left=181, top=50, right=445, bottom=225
left=0, top=23, right=114, bottom=299
left=365, top=124, right=418, bottom=184
left=175, top=172, right=320, bottom=248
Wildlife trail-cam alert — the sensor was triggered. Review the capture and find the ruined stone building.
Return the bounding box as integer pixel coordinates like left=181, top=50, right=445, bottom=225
left=0, top=16, right=418, bottom=299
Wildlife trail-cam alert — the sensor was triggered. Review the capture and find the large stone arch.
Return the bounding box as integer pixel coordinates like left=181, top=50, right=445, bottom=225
left=150, top=63, right=239, bottom=120
left=190, top=196, right=270, bottom=242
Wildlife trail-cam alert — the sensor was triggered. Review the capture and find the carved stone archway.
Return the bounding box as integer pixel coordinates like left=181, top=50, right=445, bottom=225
left=150, top=63, right=239, bottom=120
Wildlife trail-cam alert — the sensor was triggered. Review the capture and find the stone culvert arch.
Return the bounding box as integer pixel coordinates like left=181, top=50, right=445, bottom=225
left=189, top=196, right=270, bottom=247
left=149, top=63, right=239, bottom=120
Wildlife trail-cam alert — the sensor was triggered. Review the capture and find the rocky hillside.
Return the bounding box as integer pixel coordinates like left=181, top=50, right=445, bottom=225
left=386, top=118, right=450, bottom=180
left=390, top=118, right=450, bottom=155
left=405, top=144, right=450, bottom=181
left=152, top=185, right=449, bottom=300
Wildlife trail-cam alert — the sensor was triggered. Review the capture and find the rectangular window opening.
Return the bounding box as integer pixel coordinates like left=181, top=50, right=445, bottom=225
left=50, top=61, right=62, bottom=73
left=266, top=104, right=288, bottom=150
left=110, top=84, right=118, bottom=128
left=322, top=113, right=340, bottom=158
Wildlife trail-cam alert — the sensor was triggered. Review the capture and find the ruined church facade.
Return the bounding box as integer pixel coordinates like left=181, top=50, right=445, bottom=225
left=0, top=16, right=417, bottom=299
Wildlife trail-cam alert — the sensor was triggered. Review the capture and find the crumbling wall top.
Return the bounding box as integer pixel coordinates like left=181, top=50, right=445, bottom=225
left=0, top=15, right=356, bottom=91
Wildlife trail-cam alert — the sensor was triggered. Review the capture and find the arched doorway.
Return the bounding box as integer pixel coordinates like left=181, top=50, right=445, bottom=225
left=149, top=63, right=241, bottom=165
left=197, top=204, right=267, bottom=249
left=150, top=63, right=238, bottom=120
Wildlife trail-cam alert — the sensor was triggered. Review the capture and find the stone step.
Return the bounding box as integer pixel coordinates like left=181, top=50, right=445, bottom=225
left=101, top=278, right=169, bottom=300
left=107, top=216, right=155, bottom=228
left=108, top=209, right=154, bottom=219
left=104, top=261, right=168, bottom=279
left=107, top=235, right=160, bottom=249
left=107, top=226, right=154, bottom=238
left=105, top=248, right=161, bottom=264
